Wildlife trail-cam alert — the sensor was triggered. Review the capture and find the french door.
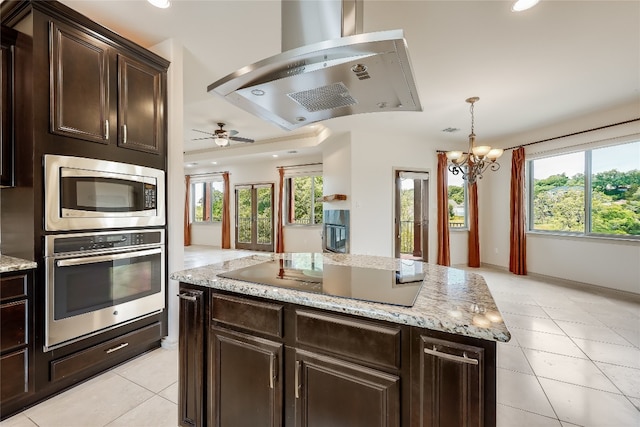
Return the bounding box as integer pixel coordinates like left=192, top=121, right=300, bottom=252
left=394, top=170, right=429, bottom=261
left=235, top=183, right=274, bottom=252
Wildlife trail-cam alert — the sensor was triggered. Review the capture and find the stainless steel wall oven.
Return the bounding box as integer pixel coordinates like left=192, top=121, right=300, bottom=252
left=44, top=154, right=166, bottom=231
left=44, top=229, right=165, bottom=351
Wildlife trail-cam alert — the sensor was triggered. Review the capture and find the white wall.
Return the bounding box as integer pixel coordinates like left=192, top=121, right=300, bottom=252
left=348, top=128, right=441, bottom=261
left=478, top=103, right=640, bottom=294
left=321, top=132, right=352, bottom=210
left=150, top=39, right=183, bottom=349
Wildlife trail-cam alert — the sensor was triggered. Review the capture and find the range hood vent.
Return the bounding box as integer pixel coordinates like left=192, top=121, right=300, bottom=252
left=207, top=0, right=422, bottom=131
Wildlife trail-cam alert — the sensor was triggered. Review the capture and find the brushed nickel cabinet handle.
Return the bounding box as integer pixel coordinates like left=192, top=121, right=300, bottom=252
left=295, top=360, right=301, bottom=398
left=177, top=293, right=197, bottom=301
left=269, top=354, right=275, bottom=389
left=424, top=346, right=479, bottom=365
left=105, top=119, right=109, bottom=140
left=122, top=124, right=127, bottom=144
left=106, top=342, right=129, bottom=354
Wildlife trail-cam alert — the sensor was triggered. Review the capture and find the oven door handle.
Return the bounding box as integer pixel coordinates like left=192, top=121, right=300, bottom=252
left=56, top=248, right=162, bottom=267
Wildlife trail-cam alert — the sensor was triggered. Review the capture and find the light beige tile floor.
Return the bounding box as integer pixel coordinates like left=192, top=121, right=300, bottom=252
left=2, top=246, right=639, bottom=427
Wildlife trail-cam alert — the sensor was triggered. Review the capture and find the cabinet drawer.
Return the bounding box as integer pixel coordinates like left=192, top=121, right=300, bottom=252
left=211, top=294, right=283, bottom=338
left=0, top=348, right=28, bottom=402
left=0, top=274, right=27, bottom=301
left=295, top=310, right=401, bottom=370
left=0, top=300, right=26, bottom=352
left=50, top=322, right=161, bottom=382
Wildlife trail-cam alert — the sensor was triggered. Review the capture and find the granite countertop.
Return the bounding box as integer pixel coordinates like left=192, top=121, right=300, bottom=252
left=0, top=254, right=37, bottom=273
left=170, top=253, right=511, bottom=343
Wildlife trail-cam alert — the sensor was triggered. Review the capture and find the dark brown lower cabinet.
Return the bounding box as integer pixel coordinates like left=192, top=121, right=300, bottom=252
left=209, top=328, right=283, bottom=427
left=178, top=286, right=497, bottom=427
left=0, top=271, right=34, bottom=411
left=179, top=287, right=206, bottom=427
left=294, top=349, right=400, bottom=427
left=414, top=336, right=485, bottom=427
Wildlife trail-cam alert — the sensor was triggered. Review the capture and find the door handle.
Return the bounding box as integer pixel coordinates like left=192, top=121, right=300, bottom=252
left=269, top=354, right=276, bottom=389
left=295, top=360, right=301, bottom=398
left=177, top=293, right=197, bottom=302
left=424, top=346, right=479, bottom=365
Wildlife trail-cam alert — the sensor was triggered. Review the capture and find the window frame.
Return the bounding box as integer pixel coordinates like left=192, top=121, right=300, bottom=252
left=284, top=173, right=323, bottom=226
left=190, top=178, right=225, bottom=224
left=527, top=140, right=639, bottom=240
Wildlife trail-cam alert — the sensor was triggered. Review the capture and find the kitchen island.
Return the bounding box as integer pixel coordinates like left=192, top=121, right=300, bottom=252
left=171, top=253, right=510, bottom=427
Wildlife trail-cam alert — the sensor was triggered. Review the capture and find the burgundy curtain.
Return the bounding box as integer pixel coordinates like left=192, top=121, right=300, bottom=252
left=436, top=153, right=451, bottom=266
left=468, top=180, right=480, bottom=268
left=221, top=172, right=231, bottom=249
left=509, top=147, right=527, bottom=275
left=276, top=168, right=285, bottom=253
left=184, top=175, right=191, bottom=246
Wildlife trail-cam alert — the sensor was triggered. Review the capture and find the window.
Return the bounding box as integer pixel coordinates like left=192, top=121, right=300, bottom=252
left=447, top=170, right=467, bottom=229
left=529, top=140, right=639, bottom=237
left=285, top=175, right=323, bottom=225
left=191, top=179, right=224, bottom=222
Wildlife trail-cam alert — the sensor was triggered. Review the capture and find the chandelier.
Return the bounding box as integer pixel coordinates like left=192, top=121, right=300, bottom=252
left=446, top=97, right=503, bottom=184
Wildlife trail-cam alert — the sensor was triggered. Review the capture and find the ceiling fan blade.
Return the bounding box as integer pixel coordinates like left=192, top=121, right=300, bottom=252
left=230, top=136, right=255, bottom=143
left=191, top=137, right=214, bottom=141
left=228, top=129, right=239, bottom=136
left=192, top=129, right=216, bottom=136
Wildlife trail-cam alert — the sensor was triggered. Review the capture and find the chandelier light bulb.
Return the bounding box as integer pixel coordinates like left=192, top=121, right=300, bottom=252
left=487, top=148, right=504, bottom=161
left=471, top=145, right=491, bottom=157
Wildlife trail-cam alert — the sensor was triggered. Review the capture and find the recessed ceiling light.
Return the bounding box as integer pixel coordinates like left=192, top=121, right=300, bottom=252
left=512, top=0, right=539, bottom=12
left=442, top=127, right=460, bottom=133
left=186, top=163, right=197, bottom=167
left=272, top=154, right=279, bottom=158
left=148, top=0, right=170, bottom=8
left=211, top=161, right=218, bottom=165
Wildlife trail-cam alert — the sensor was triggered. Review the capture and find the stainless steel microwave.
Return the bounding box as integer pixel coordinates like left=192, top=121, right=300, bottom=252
left=44, top=155, right=166, bottom=231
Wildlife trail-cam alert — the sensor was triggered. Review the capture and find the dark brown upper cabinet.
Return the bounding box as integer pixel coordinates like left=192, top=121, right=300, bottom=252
left=1, top=25, right=17, bottom=187
left=49, top=20, right=165, bottom=155
left=117, top=54, right=164, bottom=154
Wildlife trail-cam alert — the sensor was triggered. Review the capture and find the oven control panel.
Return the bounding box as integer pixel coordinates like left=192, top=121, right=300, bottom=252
left=51, top=230, right=163, bottom=255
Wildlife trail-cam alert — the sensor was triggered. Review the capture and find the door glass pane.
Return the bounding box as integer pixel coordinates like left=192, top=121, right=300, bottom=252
left=531, top=152, right=585, bottom=232
left=256, top=186, right=272, bottom=244
left=591, top=141, right=640, bottom=236
left=237, top=187, right=252, bottom=244
left=399, top=178, right=415, bottom=255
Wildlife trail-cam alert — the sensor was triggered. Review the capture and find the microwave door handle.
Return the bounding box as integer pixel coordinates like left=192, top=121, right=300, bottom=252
left=56, top=248, right=162, bottom=268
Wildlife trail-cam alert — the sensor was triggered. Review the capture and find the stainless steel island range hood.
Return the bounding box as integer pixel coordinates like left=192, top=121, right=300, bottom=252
left=207, top=0, right=422, bottom=131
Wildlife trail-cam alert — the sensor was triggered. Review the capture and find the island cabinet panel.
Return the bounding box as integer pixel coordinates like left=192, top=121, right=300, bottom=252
left=413, top=335, right=485, bottom=427
left=179, top=287, right=206, bottom=427
left=293, top=349, right=400, bottom=427
left=209, top=328, right=283, bottom=427
left=177, top=286, right=498, bottom=427
left=294, top=309, right=401, bottom=370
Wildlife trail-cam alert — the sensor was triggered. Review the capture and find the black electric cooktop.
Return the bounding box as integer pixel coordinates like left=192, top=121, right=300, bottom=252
left=217, top=254, right=426, bottom=307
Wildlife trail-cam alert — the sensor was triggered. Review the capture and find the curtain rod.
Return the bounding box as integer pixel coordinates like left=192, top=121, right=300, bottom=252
left=504, top=118, right=639, bottom=151
left=187, top=171, right=229, bottom=177
left=276, top=162, right=322, bottom=169
left=436, top=118, right=639, bottom=153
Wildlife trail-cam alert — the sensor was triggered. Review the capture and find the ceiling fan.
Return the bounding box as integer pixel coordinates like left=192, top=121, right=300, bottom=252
left=192, top=123, right=255, bottom=147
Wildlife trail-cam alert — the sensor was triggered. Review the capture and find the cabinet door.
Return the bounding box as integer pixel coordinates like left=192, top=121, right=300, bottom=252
left=210, top=328, right=283, bottom=427
left=1, top=27, right=16, bottom=187
left=416, top=336, right=484, bottom=427
left=178, top=288, right=205, bottom=427
left=117, top=54, right=164, bottom=154
left=294, top=350, right=400, bottom=427
left=50, top=21, right=111, bottom=144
